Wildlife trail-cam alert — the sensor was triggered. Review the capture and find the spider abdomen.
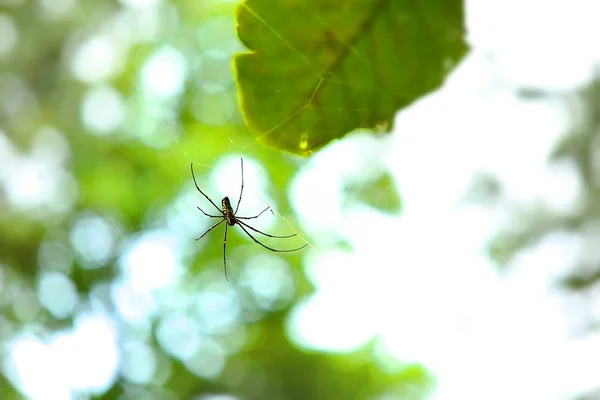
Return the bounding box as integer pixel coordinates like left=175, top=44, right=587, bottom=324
left=221, top=196, right=236, bottom=226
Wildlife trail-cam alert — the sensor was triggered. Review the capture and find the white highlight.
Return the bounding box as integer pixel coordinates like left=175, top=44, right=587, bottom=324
left=71, top=36, right=121, bottom=83
left=4, top=312, right=120, bottom=399
left=120, top=231, right=180, bottom=293
left=141, top=47, right=187, bottom=98
left=81, top=86, right=125, bottom=135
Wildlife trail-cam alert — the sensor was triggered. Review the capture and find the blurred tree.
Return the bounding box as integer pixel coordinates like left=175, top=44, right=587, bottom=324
left=488, top=77, right=600, bottom=333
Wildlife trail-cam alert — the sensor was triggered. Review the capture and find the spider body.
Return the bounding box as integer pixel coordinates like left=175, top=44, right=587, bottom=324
left=191, top=158, right=307, bottom=280
left=221, top=197, right=236, bottom=225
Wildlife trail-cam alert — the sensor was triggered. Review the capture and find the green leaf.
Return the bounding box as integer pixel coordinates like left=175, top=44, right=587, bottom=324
left=234, top=0, right=469, bottom=155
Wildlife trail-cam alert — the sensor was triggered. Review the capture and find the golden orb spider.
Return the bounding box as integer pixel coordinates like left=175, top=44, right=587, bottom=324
left=191, top=158, right=308, bottom=280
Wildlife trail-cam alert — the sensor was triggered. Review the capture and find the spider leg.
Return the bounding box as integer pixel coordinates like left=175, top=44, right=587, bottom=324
left=237, top=222, right=308, bottom=253
left=190, top=163, right=222, bottom=213
left=196, top=206, right=221, bottom=218
left=223, top=223, right=229, bottom=281
left=237, top=206, right=270, bottom=220
left=234, top=158, right=244, bottom=215
left=195, top=218, right=226, bottom=241
left=237, top=219, right=296, bottom=239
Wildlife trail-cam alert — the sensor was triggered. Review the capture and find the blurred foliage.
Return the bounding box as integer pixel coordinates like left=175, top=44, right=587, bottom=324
left=488, top=77, right=600, bottom=293
left=346, top=172, right=402, bottom=214
left=575, top=388, right=600, bottom=400
left=234, top=0, right=469, bottom=155
left=0, top=0, right=435, bottom=399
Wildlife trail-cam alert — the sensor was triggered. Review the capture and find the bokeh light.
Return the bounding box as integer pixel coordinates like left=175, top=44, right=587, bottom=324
left=121, top=340, right=158, bottom=384
left=81, top=86, right=126, bottom=135
left=0, top=13, right=18, bottom=56
left=70, top=36, right=122, bottom=83
left=38, top=271, right=79, bottom=319
left=141, top=46, right=187, bottom=98
left=38, top=0, right=77, bottom=20
left=70, top=214, right=118, bottom=269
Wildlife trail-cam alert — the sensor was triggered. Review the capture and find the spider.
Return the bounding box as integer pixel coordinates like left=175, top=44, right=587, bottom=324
left=191, top=158, right=308, bottom=280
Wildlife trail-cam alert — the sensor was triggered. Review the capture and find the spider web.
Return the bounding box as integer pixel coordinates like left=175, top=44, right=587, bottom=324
left=165, top=82, right=399, bottom=253
left=132, top=1, right=412, bottom=280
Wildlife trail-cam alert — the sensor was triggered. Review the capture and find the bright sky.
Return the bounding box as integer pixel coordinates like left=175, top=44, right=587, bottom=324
left=2, top=0, right=600, bottom=399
